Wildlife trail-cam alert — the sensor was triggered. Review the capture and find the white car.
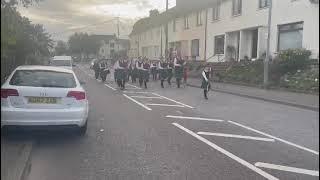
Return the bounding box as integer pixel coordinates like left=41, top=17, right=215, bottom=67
left=50, top=56, right=73, bottom=70
left=1, top=66, right=89, bottom=135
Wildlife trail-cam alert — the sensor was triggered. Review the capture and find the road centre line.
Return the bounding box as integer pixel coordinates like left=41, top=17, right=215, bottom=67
left=255, top=162, right=319, bottom=176
left=197, top=132, right=275, bottom=142
left=152, top=93, right=194, bottom=108
left=228, top=121, right=319, bottom=155
left=127, top=83, right=142, bottom=89
left=146, top=103, right=185, bottom=107
left=123, top=94, right=152, bottom=111
left=172, top=123, right=279, bottom=180
left=130, top=96, right=163, bottom=99
left=166, top=115, right=224, bottom=122
left=123, top=91, right=150, bottom=94
left=104, top=84, right=116, bottom=91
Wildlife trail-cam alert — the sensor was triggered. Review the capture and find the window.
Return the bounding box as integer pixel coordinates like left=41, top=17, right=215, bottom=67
left=259, top=0, right=269, bottom=8
left=110, top=43, right=114, bottom=48
left=214, top=35, right=225, bottom=54
left=191, top=39, right=200, bottom=57
left=10, top=70, right=76, bottom=88
left=212, top=3, right=220, bottom=21
left=173, top=19, right=176, bottom=32
left=232, top=0, right=242, bottom=16
left=196, top=11, right=202, bottom=26
left=184, top=15, right=189, bottom=29
left=278, top=22, right=303, bottom=51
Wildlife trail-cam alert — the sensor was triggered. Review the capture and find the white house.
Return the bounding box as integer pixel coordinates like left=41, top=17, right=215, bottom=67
left=91, top=35, right=130, bottom=59
left=129, top=0, right=319, bottom=61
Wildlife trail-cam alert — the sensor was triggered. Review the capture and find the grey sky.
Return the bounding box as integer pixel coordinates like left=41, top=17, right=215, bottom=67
left=18, top=0, right=176, bottom=41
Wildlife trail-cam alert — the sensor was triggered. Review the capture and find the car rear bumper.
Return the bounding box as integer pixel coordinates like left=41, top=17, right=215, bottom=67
left=1, top=106, right=88, bottom=127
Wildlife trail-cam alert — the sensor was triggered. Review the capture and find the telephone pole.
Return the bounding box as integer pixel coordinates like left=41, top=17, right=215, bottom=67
left=116, top=17, right=120, bottom=56
left=165, top=0, right=168, bottom=59
left=264, top=0, right=272, bottom=88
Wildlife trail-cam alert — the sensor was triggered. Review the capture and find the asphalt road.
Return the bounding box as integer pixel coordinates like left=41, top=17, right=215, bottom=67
left=6, top=64, right=319, bottom=180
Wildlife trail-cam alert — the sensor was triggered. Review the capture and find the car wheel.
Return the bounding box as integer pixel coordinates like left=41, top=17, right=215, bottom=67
left=77, top=120, right=87, bottom=136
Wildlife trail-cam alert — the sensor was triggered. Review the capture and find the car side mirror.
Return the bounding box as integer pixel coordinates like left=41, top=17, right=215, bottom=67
left=80, top=81, right=85, bottom=85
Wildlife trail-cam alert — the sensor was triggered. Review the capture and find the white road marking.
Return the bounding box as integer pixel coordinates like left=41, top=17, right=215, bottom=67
left=166, top=115, right=224, bottom=122
left=123, top=91, right=150, bottom=94
left=228, top=121, right=319, bottom=155
left=146, top=103, right=185, bottom=107
left=255, top=162, right=319, bottom=176
left=125, top=88, right=143, bottom=90
left=172, top=123, right=279, bottom=180
left=123, top=94, right=152, bottom=111
left=104, top=84, right=116, bottom=91
left=97, top=79, right=102, bottom=82
left=130, top=96, right=163, bottom=99
left=127, top=84, right=142, bottom=89
left=197, top=132, right=275, bottom=142
left=152, top=93, right=194, bottom=108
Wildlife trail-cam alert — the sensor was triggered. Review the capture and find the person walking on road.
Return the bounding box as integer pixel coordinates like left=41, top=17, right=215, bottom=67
left=167, top=59, right=174, bottom=87
left=118, top=59, right=128, bottom=90
left=201, top=65, right=212, bottom=100
left=136, top=57, right=144, bottom=87
left=158, top=59, right=168, bottom=88
left=142, top=59, right=150, bottom=89
left=174, top=54, right=186, bottom=88
left=131, top=58, right=138, bottom=83
left=151, top=61, right=157, bottom=81
left=183, top=64, right=188, bottom=88
left=93, top=60, right=100, bottom=80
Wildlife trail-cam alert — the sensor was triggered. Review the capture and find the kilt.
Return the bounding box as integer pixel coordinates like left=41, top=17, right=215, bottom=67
left=159, top=69, right=167, bottom=80
left=201, top=79, right=211, bottom=90
left=143, top=70, right=149, bottom=82
left=118, top=69, right=127, bottom=81
left=175, top=66, right=183, bottom=79
left=167, top=69, right=173, bottom=78
left=114, top=69, right=119, bottom=80
left=151, top=67, right=157, bottom=74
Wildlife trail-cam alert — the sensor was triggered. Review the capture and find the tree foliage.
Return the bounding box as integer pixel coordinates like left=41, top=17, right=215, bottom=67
left=68, top=32, right=101, bottom=59
left=54, top=40, right=68, bottom=56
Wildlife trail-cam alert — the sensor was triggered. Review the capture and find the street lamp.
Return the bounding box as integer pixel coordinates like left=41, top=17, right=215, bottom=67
left=264, top=0, right=272, bottom=88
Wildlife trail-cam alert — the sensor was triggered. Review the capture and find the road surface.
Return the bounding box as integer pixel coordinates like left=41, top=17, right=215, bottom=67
left=5, top=64, right=319, bottom=180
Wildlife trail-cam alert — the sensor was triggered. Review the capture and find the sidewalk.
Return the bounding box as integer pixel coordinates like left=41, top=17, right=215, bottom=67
left=187, top=78, right=319, bottom=111
left=1, top=137, right=33, bottom=180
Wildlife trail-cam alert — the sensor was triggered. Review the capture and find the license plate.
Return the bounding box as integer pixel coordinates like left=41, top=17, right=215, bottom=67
left=28, top=97, right=57, bottom=104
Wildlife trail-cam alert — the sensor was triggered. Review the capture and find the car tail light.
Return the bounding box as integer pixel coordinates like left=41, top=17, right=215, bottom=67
left=67, top=91, right=86, bottom=100
left=1, top=89, right=19, bottom=98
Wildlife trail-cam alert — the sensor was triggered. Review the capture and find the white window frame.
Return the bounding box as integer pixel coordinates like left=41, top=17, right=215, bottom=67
left=196, top=11, right=202, bottom=26
left=184, top=15, right=189, bottom=29
left=212, top=3, right=220, bottom=21
left=232, top=0, right=242, bottom=16
left=259, top=0, right=269, bottom=9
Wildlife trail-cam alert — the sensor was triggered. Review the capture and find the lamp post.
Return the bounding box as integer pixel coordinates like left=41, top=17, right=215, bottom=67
left=264, top=0, right=272, bottom=88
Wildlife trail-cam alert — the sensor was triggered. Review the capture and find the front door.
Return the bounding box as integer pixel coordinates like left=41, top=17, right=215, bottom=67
left=252, top=29, right=258, bottom=58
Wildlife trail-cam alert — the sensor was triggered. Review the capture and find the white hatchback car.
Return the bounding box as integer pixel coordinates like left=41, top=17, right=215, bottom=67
left=1, top=66, right=89, bottom=135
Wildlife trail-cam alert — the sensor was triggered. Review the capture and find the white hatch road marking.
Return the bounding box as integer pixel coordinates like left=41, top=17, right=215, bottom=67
left=255, top=162, right=319, bottom=177
left=146, top=103, right=185, bottom=107
left=172, top=123, right=279, bottom=180
left=166, top=115, right=224, bottom=122
left=152, top=93, right=194, bottom=108
left=123, top=94, right=152, bottom=111
left=228, top=121, right=319, bottom=155
left=197, top=132, right=275, bottom=142
left=104, top=84, right=116, bottom=91
left=127, top=84, right=142, bottom=89
left=123, top=91, right=150, bottom=94
left=125, top=88, right=143, bottom=90
left=130, top=96, right=163, bottom=99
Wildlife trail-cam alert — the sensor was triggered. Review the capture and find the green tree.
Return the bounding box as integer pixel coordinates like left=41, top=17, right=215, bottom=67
left=54, top=40, right=68, bottom=56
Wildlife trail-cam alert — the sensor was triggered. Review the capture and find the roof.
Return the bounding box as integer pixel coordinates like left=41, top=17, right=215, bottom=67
left=130, top=0, right=220, bottom=36
left=53, top=56, right=72, bottom=61
left=16, top=65, right=74, bottom=73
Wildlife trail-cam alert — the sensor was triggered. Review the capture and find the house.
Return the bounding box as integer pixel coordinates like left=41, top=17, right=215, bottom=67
left=91, top=34, right=130, bottom=59
left=129, top=0, right=319, bottom=61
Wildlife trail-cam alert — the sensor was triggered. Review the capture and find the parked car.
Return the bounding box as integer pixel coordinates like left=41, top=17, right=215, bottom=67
left=1, top=66, right=89, bottom=135
left=50, top=56, right=73, bottom=70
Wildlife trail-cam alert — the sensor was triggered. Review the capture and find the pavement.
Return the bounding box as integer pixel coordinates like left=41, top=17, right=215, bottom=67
left=1, top=63, right=318, bottom=180
left=187, top=78, right=319, bottom=111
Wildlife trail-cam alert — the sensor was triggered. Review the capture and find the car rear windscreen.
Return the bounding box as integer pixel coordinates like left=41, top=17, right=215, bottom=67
left=9, top=70, right=76, bottom=88
left=50, top=60, right=71, bottom=66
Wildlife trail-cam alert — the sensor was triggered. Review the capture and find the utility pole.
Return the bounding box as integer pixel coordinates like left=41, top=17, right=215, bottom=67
left=165, top=0, right=168, bottom=60
left=264, top=0, right=272, bottom=88
left=204, top=8, right=208, bottom=61
left=160, top=26, right=163, bottom=58
left=117, top=16, right=120, bottom=56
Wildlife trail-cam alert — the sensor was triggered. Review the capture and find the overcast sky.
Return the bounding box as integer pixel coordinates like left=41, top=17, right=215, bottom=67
left=18, top=0, right=176, bottom=42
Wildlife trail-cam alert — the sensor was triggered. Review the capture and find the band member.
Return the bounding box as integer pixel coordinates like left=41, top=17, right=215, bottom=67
left=174, top=55, right=186, bottom=88
left=99, top=61, right=109, bottom=82
left=151, top=61, right=157, bottom=81
left=113, top=60, right=119, bottom=83
left=118, top=58, right=128, bottom=90
left=131, top=58, right=138, bottom=83
left=136, top=58, right=144, bottom=87
left=158, top=59, right=168, bottom=88
left=142, top=59, right=150, bottom=89
left=201, top=65, right=212, bottom=100
left=93, top=60, right=100, bottom=80
left=167, top=59, right=174, bottom=86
